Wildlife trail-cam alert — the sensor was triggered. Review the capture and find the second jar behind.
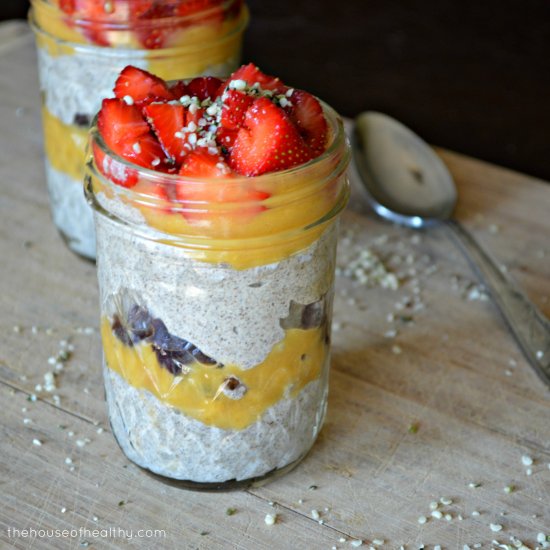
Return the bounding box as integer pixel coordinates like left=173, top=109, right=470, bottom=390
left=30, top=0, right=249, bottom=260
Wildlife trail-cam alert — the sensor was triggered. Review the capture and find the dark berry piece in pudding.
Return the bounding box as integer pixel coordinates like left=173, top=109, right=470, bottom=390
left=127, top=304, right=154, bottom=341
left=112, top=314, right=134, bottom=347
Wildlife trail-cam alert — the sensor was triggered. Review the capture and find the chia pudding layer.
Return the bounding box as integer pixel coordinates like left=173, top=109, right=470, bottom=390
left=96, top=197, right=337, bottom=368
left=105, top=366, right=327, bottom=482
left=46, top=162, right=96, bottom=258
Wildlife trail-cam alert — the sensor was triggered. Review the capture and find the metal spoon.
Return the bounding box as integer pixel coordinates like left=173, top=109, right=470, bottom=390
left=352, top=111, right=550, bottom=387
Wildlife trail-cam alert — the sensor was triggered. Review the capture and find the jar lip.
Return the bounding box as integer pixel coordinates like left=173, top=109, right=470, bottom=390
left=89, top=98, right=349, bottom=190
left=31, top=0, right=241, bottom=25
left=29, top=1, right=248, bottom=52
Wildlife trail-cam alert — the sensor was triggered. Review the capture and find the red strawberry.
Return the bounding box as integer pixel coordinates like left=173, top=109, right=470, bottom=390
left=216, top=126, right=239, bottom=153
left=187, top=77, right=223, bottom=101
left=59, top=0, right=75, bottom=14
left=228, top=63, right=285, bottom=93
left=134, top=3, right=177, bottom=49
left=131, top=0, right=156, bottom=18
left=176, top=149, right=268, bottom=222
left=113, top=66, right=174, bottom=107
left=169, top=80, right=188, bottom=100
left=97, top=98, right=167, bottom=171
left=178, top=149, right=231, bottom=178
left=285, top=90, right=328, bottom=155
left=184, top=105, right=206, bottom=129
left=220, top=90, right=253, bottom=130
left=116, top=134, right=166, bottom=170
left=93, top=141, right=138, bottom=188
left=143, top=103, right=186, bottom=163
left=176, top=0, right=224, bottom=25
left=228, top=97, right=314, bottom=176
left=98, top=98, right=150, bottom=146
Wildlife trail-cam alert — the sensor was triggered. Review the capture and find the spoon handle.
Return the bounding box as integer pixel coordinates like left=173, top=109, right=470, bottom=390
left=445, top=219, right=550, bottom=388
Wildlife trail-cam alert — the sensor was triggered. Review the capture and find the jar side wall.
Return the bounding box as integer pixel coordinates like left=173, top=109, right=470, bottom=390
left=96, top=211, right=337, bottom=483
left=33, top=9, right=245, bottom=260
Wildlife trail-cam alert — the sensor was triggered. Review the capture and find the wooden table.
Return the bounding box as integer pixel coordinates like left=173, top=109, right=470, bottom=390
left=1, top=21, right=549, bottom=550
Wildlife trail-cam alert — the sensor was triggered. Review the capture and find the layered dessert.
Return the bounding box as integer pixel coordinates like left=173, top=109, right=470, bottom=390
left=30, top=0, right=248, bottom=259
left=86, top=64, right=350, bottom=485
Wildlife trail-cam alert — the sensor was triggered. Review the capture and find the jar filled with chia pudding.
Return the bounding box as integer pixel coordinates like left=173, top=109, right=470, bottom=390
left=85, top=92, right=350, bottom=488
left=29, top=0, right=248, bottom=260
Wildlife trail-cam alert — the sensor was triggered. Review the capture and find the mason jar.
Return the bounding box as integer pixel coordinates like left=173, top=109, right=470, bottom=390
left=30, top=0, right=248, bottom=260
left=85, top=101, right=350, bottom=489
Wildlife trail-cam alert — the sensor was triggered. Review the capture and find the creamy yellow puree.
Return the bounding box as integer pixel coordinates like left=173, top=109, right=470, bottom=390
left=101, top=317, right=326, bottom=430
left=42, top=106, right=88, bottom=182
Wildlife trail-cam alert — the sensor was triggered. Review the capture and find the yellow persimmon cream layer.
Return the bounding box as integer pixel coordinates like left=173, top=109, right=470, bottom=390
left=101, top=317, right=326, bottom=431
left=42, top=106, right=88, bottom=182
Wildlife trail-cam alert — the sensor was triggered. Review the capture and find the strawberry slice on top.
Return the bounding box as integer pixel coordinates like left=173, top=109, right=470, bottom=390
left=220, top=89, right=253, bottom=130
left=228, top=63, right=286, bottom=93
left=186, top=77, right=224, bottom=101
left=228, top=97, right=314, bottom=176
left=114, top=66, right=174, bottom=107
left=285, top=90, right=328, bottom=155
left=97, top=98, right=167, bottom=173
left=176, top=149, right=269, bottom=222
left=143, top=103, right=187, bottom=164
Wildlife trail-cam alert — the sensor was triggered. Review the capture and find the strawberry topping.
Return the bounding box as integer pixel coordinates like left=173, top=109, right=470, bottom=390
left=228, top=97, right=314, bottom=176
left=186, top=77, right=224, bottom=101
left=285, top=90, right=328, bottom=155
left=229, top=63, right=286, bottom=93
left=114, top=66, right=174, bottom=107
left=143, top=103, right=187, bottom=163
left=96, top=64, right=331, bottom=213
left=97, top=98, right=167, bottom=172
left=220, top=90, right=253, bottom=130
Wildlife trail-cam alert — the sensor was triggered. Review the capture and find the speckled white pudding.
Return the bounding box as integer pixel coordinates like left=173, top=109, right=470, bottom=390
left=105, top=366, right=327, bottom=482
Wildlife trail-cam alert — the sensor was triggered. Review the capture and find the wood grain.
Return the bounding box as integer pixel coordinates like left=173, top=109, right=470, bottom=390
left=0, top=24, right=549, bottom=550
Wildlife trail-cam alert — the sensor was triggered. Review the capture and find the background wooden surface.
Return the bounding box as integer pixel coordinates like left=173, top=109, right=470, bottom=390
left=1, top=21, right=550, bottom=550
left=2, top=0, right=550, bottom=182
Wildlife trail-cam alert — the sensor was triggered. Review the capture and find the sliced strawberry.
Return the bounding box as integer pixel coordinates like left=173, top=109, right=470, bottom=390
left=228, top=97, right=314, bottom=176
left=216, top=126, right=239, bottom=153
left=97, top=98, right=167, bottom=171
left=187, top=77, right=223, bottom=101
left=228, top=63, right=286, bottom=93
left=176, top=149, right=268, bottom=223
left=58, top=0, right=75, bottom=14
left=116, top=134, right=167, bottom=170
left=285, top=90, right=328, bottom=155
left=113, top=66, right=174, bottom=107
left=178, top=149, right=230, bottom=178
left=70, top=0, right=112, bottom=46
left=169, top=80, right=188, bottom=100
left=220, top=89, right=253, bottom=130
left=98, top=98, right=151, bottom=147
left=184, top=105, right=206, bottom=128
left=176, top=0, right=224, bottom=25
left=131, top=0, right=156, bottom=19
left=143, top=103, right=186, bottom=163
left=93, top=141, right=138, bottom=189
left=134, top=3, right=177, bottom=49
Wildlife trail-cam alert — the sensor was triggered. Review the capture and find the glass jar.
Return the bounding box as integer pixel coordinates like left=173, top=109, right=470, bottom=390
left=85, top=101, right=350, bottom=489
left=29, top=0, right=248, bottom=260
